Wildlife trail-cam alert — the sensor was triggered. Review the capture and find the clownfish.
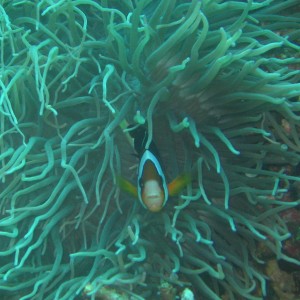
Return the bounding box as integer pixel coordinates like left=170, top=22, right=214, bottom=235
left=118, top=125, right=191, bottom=212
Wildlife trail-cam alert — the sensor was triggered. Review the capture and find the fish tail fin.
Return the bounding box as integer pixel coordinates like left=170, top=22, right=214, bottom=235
left=117, top=176, right=138, bottom=198
left=168, top=173, right=191, bottom=196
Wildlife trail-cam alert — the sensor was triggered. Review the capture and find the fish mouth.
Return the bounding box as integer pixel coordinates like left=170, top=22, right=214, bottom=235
left=144, top=194, right=164, bottom=212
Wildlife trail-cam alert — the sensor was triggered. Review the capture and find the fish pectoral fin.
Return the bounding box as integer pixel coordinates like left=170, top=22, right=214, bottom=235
left=117, top=176, right=138, bottom=198
left=168, top=173, right=191, bottom=197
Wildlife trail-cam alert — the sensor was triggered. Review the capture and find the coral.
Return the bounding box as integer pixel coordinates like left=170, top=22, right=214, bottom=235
left=83, top=285, right=129, bottom=300
left=265, top=260, right=298, bottom=300
left=0, top=0, right=300, bottom=299
left=181, top=288, right=195, bottom=300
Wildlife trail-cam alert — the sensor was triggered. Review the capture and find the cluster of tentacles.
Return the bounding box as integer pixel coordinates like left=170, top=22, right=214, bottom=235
left=0, top=0, right=300, bottom=299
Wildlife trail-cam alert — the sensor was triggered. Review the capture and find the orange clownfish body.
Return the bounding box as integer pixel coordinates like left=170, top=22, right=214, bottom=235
left=118, top=125, right=190, bottom=212
left=138, top=149, right=168, bottom=212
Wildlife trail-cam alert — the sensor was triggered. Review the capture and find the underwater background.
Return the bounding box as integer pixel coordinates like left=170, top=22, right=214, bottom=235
left=1, top=0, right=300, bottom=299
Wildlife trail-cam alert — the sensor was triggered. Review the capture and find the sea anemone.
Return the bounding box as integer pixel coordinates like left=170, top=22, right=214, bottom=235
left=0, top=0, right=300, bottom=299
